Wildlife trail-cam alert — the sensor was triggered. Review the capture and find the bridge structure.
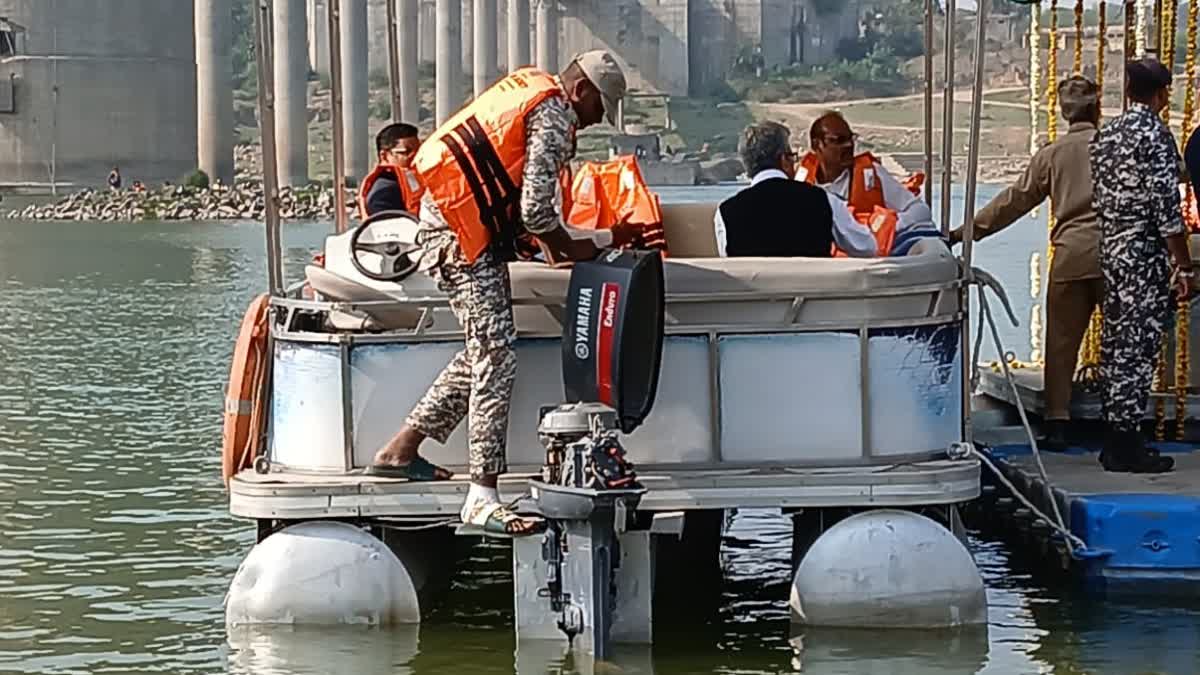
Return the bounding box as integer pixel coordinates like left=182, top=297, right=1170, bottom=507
left=198, top=0, right=572, bottom=188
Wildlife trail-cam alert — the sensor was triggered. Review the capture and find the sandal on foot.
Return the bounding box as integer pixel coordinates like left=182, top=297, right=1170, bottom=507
left=468, top=503, right=546, bottom=537
left=363, top=456, right=452, bottom=481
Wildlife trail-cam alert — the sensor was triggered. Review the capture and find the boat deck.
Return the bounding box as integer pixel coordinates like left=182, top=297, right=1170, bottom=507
left=976, top=367, right=1200, bottom=423
left=228, top=460, right=980, bottom=520
left=969, top=443, right=1200, bottom=589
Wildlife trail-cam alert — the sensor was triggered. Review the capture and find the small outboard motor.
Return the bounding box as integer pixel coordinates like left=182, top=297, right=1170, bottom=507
left=525, top=248, right=665, bottom=658
left=560, top=248, right=666, bottom=434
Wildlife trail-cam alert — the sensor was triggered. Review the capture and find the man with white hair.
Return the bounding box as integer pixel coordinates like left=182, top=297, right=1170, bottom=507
left=715, top=121, right=877, bottom=258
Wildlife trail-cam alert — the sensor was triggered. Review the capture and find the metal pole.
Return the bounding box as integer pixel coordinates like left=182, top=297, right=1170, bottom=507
left=924, top=0, right=934, bottom=208
left=254, top=0, right=286, bottom=294
left=962, top=0, right=988, bottom=271
left=1125, top=0, right=1136, bottom=111
left=386, top=0, right=403, bottom=121
left=51, top=28, right=58, bottom=197
left=959, top=0, right=991, bottom=448
left=940, top=0, right=956, bottom=234
left=328, top=0, right=349, bottom=233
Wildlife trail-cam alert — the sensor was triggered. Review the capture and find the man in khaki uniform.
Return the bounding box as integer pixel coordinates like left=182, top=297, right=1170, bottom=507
left=950, top=76, right=1102, bottom=449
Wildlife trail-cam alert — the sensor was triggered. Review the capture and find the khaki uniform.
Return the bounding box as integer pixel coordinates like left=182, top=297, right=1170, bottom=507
left=972, top=121, right=1102, bottom=421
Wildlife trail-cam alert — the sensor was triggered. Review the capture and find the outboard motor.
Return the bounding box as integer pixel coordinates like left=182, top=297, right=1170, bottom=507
left=526, top=248, right=664, bottom=658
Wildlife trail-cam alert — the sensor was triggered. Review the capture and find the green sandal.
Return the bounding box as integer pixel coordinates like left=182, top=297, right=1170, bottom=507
left=363, top=456, right=452, bottom=481
left=469, top=504, right=546, bottom=538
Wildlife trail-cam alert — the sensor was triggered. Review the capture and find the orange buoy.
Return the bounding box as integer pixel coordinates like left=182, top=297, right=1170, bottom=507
left=222, top=294, right=271, bottom=486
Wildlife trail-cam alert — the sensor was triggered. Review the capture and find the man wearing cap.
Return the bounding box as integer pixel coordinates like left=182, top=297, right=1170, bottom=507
left=366, top=51, right=637, bottom=534
left=950, top=76, right=1102, bottom=452
left=1089, top=57, right=1196, bottom=473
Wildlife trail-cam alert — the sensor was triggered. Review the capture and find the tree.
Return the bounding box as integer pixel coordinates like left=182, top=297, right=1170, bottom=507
left=232, top=0, right=256, bottom=96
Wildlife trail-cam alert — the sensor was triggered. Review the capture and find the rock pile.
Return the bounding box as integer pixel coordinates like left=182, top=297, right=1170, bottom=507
left=4, top=181, right=342, bottom=222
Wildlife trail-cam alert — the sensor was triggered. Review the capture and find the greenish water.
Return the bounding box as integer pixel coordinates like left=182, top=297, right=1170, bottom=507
left=2, top=189, right=1199, bottom=674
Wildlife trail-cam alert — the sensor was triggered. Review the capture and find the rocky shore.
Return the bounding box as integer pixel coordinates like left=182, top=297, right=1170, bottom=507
left=5, top=181, right=339, bottom=222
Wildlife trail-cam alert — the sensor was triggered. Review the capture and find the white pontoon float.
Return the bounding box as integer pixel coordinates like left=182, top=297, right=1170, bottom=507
left=225, top=0, right=997, bottom=657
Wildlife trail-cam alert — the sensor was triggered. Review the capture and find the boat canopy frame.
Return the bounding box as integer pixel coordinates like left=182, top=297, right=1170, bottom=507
left=248, top=0, right=995, bottom=449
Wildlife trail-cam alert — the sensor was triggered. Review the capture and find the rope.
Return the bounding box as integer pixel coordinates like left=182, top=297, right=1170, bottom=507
left=1039, top=0, right=1061, bottom=366
left=1078, top=1, right=1104, bottom=377
left=972, top=277, right=1088, bottom=556
left=1030, top=6, right=1042, bottom=157
left=1136, top=0, right=1149, bottom=56
left=1074, top=0, right=1085, bottom=73
left=1176, top=0, right=1198, bottom=439
left=1153, top=1, right=1181, bottom=439
left=1098, top=3, right=1107, bottom=91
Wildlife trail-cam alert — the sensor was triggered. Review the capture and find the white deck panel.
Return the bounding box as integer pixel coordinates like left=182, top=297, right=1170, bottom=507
left=999, top=450, right=1200, bottom=497
left=228, top=459, right=981, bottom=520
left=975, top=367, right=1200, bottom=422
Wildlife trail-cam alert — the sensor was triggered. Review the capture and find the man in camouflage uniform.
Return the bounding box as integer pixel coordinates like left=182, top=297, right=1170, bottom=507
left=1090, top=58, right=1196, bottom=473
left=368, top=51, right=634, bottom=534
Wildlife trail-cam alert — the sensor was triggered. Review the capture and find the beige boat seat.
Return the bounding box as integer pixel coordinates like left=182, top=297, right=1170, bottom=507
left=304, top=265, right=431, bottom=331
left=303, top=201, right=958, bottom=335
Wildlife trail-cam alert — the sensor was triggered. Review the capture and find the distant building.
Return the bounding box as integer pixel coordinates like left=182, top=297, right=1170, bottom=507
left=0, top=0, right=197, bottom=188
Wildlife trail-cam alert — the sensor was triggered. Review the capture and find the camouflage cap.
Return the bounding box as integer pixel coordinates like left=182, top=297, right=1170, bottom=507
left=572, top=50, right=627, bottom=126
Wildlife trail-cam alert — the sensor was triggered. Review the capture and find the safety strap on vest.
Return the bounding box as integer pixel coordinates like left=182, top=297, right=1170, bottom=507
left=442, top=115, right=523, bottom=261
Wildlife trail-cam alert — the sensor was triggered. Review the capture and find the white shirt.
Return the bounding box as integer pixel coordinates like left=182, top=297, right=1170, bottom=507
left=799, top=161, right=936, bottom=234
left=714, top=169, right=878, bottom=257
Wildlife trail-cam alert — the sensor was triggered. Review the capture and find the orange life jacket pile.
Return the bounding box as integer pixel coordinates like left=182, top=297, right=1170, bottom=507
left=565, top=155, right=668, bottom=254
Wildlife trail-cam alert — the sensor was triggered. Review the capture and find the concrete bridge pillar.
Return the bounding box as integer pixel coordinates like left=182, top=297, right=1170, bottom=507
left=436, top=0, right=464, bottom=125
left=195, top=0, right=235, bottom=185
left=398, top=0, right=420, bottom=123
left=341, top=0, right=370, bottom=181
left=461, top=0, right=473, bottom=78
left=473, top=0, right=499, bottom=95
left=535, top=0, right=558, bottom=72
left=274, top=0, right=310, bottom=186
left=309, top=0, right=331, bottom=79
left=507, top=0, right=531, bottom=72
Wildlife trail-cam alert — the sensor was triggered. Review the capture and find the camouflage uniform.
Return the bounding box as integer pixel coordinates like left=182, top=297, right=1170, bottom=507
left=1090, top=102, right=1185, bottom=433
left=406, top=93, right=578, bottom=481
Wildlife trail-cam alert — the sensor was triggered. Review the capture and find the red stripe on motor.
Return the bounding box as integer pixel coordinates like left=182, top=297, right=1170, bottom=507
left=596, top=282, right=620, bottom=405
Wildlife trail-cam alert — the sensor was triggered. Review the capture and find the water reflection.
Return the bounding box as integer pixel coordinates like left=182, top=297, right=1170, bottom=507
left=788, top=627, right=989, bottom=675
left=226, top=625, right=420, bottom=675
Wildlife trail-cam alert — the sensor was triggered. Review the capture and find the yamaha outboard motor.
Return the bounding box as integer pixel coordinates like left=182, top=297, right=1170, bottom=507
left=526, top=248, right=664, bottom=658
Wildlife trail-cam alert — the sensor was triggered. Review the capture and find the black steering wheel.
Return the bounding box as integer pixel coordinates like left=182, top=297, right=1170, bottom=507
left=349, top=209, right=421, bottom=283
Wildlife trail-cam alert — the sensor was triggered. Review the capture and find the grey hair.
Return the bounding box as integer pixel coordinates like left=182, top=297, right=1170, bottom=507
left=1058, top=75, right=1100, bottom=123
left=738, top=121, right=792, bottom=176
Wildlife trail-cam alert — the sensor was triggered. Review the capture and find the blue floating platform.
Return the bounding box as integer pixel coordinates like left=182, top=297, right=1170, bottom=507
left=975, top=443, right=1200, bottom=591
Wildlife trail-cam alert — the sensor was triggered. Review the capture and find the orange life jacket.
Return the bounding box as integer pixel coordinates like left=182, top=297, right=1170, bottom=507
left=357, top=164, right=425, bottom=220
left=798, top=151, right=898, bottom=257
left=567, top=155, right=668, bottom=254
left=413, top=67, right=564, bottom=263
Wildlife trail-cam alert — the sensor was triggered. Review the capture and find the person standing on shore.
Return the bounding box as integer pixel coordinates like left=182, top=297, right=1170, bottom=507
left=950, top=76, right=1102, bottom=452
left=1090, top=58, right=1195, bottom=473
left=107, top=167, right=122, bottom=192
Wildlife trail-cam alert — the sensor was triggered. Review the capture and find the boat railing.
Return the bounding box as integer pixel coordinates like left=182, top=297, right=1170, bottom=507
left=270, top=279, right=964, bottom=344
left=265, top=253, right=967, bottom=473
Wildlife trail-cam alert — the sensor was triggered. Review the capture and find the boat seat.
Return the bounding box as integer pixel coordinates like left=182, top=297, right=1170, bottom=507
left=659, top=202, right=720, bottom=257
left=298, top=200, right=959, bottom=336
left=304, top=265, right=431, bottom=332
left=508, top=238, right=959, bottom=333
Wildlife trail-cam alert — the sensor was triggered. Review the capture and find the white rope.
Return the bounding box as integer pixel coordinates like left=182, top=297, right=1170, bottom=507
left=971, top=276, right=1088, bottom=555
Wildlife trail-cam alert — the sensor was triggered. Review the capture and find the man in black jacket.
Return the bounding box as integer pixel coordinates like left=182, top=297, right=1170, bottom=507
left=714, top=121, right=876, bottom=258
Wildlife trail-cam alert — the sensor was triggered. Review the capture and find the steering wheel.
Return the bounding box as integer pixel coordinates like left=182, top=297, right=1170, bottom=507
left=349, top=209, right=422, bottom=283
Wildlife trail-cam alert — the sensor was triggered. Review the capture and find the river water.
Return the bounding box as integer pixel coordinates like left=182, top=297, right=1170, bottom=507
left=2, top=185, right=1199, bottom=674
